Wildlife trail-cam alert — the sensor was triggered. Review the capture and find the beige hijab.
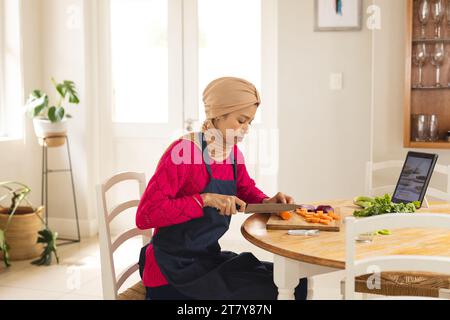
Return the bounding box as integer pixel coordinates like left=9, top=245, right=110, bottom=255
left=183, top=77, right=261, bottom=161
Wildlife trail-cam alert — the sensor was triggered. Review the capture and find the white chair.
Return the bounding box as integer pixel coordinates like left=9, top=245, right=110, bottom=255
left=96, top=172, right=152, bottom=300
left=344, top=213, right=450, bottom=300
left=365, top=160, right=450, bottom=204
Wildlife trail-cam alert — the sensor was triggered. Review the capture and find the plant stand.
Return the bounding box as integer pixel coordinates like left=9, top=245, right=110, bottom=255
left=41, top=135, right=81, bottom=246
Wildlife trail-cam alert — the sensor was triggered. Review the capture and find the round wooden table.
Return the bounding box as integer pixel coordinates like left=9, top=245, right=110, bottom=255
left=241, top=199, right=450, bottom=300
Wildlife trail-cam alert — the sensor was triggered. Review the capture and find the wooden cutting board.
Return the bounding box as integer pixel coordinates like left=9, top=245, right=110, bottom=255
left=266, top=211, right=342, bottom=232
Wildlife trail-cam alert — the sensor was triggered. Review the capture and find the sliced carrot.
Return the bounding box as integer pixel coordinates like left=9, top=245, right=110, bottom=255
left=306, top=217, right=321, bottom=224
left=279, top=211, right=293, bottom=220
left=319, top=219, right=330, bottom=225
left=297, top=210, right=308, bottom=218
left=318, top=213, right=333, bottom=221
left=328, top=212, right=340, bottom=220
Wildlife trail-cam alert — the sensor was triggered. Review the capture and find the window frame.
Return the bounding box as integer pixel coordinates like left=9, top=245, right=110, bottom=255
left=0, top=0, right=24, bottom=140
left=0, top=0, right=6, bottom=137
left=102, top=0, right=183, bottom=139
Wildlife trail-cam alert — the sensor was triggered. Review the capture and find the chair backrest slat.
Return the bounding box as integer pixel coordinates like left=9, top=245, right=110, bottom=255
left=111, top=228, right=147, bottom=253
left=103, top=172, right=147, bottom=193
left=346, top=213, right=450, bottom=235
left=96, top=171, right=150, bottom=300
left=116, top=263, right=140, bottom=291
left=108, top=200, right=141, bottom=224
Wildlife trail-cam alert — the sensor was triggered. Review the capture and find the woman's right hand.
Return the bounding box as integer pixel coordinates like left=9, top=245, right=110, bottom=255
left=200, top=193, right=247, bottom=216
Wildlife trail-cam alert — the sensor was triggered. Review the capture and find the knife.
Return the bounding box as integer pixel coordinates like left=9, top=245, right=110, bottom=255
left=238, top=203, right=303, bottom=214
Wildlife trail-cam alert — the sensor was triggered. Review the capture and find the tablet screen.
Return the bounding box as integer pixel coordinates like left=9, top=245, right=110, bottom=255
left=392, top=152, right=438, bottom=204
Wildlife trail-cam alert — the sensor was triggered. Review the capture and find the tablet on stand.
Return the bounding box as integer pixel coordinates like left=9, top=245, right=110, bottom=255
left=391, top=152, right=439, bottom=209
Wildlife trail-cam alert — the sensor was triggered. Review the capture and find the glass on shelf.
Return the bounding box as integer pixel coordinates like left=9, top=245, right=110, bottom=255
left=412, top=114, right=428, bottom=142
left=411, top=114, right=440, bottom=142
left=431, top=0, right=445, bottom=39
left=447, top=0, right=450, bottom=29
left=419, top=0, right=431, bottom=39
left=413, top=43, right=428, bottom=88
left=428, top=114, right=439, bottom=142
left=430, top=42, right=445, bottom=87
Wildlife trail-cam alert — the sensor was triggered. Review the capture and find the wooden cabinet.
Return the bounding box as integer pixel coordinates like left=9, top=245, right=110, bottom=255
left=404, top=0, right=450, bottom=149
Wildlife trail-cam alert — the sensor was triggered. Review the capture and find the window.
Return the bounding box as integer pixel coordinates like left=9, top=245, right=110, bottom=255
left=110, top=0, right=169, bottom=123
left=0, top=0, right=23, bottom=139
left=197, top=0, right=261, bottom=123
left=0, top=0, right=5, bottom=137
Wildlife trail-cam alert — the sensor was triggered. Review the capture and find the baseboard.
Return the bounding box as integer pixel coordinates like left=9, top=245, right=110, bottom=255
left=47, top=217, right=98, bottom=239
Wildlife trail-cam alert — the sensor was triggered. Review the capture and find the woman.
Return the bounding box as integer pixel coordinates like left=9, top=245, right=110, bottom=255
left=136, top=77, right=307, bottom=300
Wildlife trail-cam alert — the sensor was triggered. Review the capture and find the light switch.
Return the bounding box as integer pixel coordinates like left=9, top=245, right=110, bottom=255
left=330, top=73, right=343, bottom=91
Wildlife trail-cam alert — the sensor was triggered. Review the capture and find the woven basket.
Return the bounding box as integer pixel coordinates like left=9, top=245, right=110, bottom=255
left=0, top=206, right=45, bottom=261
left=356, top=272, right=450, bottom=297
left=117, top=282, right=146, bottom=300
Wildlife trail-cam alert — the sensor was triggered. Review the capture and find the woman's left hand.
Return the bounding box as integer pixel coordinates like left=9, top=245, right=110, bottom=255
left=262, top=192, right=295, bottom=204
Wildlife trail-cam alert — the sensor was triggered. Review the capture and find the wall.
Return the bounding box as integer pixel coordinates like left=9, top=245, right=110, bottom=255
left=278, top=0, right=373, bottom=203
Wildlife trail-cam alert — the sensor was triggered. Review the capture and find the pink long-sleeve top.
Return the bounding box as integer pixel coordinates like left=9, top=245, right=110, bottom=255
left=136, top=137, right=268, bottom=288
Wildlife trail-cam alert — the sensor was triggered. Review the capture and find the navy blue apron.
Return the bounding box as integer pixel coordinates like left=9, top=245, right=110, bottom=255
left=141, top=132, right=307, bottom=300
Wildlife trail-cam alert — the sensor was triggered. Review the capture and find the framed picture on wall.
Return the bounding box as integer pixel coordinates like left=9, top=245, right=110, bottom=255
left=314, top=0, right=362, bottom=31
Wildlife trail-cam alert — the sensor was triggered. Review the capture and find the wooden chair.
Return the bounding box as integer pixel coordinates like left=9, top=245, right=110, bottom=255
left=353, top=161, right=450, bottom=298
left=96, top=172, right=151, bottom=300
left=343, top=213, right=450, bottom=300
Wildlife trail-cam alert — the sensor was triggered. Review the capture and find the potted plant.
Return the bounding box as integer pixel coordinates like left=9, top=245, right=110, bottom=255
left=0, top=182, right=59, bottom=267
left=25, top=78, right=80, bottom=148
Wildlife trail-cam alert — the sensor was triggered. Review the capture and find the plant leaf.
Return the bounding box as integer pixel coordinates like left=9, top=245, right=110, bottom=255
left=31, top=228, right=59, bottom=266
left=54, top=80, right=80, bottom=104
left=0, top=229, right=11, bottom=267
left=63, top=81, right=80, bottom=104
left=48, top=106, right=57, bottom=123
left=25, top=90, right=48, bottom=118
left=55, top=107, right=65, bottom=122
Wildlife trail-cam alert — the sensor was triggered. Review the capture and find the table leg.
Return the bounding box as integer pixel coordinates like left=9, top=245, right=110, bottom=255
left=273, top=255, right=299, bottom=300
left=307, top=277, right=315, bottom=300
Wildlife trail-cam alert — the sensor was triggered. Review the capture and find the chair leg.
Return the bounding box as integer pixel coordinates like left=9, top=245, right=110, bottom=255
left=439, top=289, right=450, bottom=299
left=340, top=280, right=345, bottom=300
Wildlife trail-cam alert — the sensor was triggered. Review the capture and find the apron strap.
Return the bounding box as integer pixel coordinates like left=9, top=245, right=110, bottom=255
left=231, top=146, right=237, bottom=182
left=200, top=132, right=237, bottom=182
left=200, top=132, right=213, bottom=177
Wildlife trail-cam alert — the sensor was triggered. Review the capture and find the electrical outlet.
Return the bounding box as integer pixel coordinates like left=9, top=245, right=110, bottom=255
left=330, top=73, right=343, bottom=91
